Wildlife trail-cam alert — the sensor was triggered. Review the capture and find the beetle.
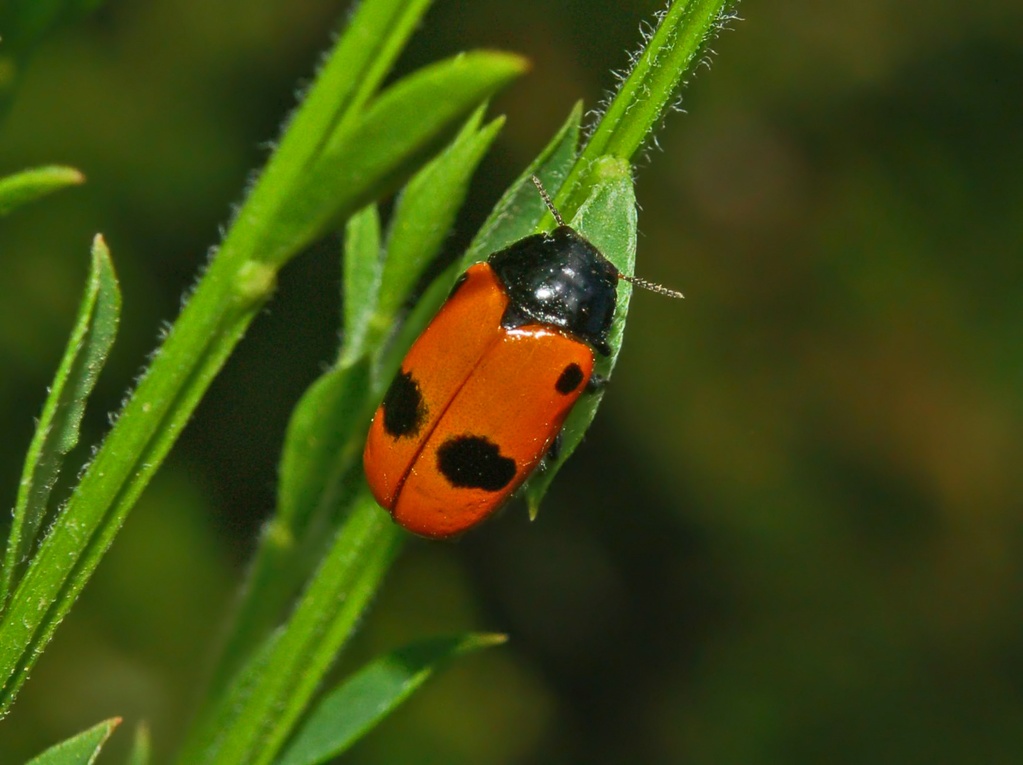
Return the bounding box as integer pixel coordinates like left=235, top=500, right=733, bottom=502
left=364, top=177, right=681, bottom=538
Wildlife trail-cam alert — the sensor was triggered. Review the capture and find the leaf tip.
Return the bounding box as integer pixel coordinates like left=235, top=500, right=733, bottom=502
left=90, top=234, right=118, bottom=281
left=474, top=632, right=509, bottom=648
left=526, top=496, right=541, bottom=522
left=41, top=165, right=85, bottom=187
left=65, top=167, right=87, bottom=185
left=474, top=49, right=531, bottom=78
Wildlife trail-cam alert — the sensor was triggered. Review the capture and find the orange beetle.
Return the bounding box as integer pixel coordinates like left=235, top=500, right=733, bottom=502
left=364, top=178, right=680, bottom=538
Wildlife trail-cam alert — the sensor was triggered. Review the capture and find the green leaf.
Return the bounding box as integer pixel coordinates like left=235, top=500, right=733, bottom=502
left=1, top=235, right=121, bottom=607
left=126, top=722, right=150, bottom=765
left=277, top=360, right=373, bottom=533
left=0, top=165, right=84, bottom=216
left=225, top=0, right=435, bottom=265
left=178, top=492, right=401, bottom=765
left=339, top=205, right=383, bottom=367
left=285, top=0, right=435, bottom=148
left=276, top=633, right=507, bottom=765
left=261, top=51, right=527, bottom=268
left=524, top=156, right=637, bottom=517
left=25, top=717, right=120, bottom=765
left=372, top=107, right=504, bottom=326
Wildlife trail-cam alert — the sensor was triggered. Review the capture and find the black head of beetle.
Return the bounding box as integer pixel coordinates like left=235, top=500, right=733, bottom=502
left=487, top=225, right=618, bottom=357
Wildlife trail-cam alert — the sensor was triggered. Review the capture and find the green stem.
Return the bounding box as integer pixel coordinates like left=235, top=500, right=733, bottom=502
left=178, top=492, right=402, bottom=765
left=555, top=0, right=734, bottom=220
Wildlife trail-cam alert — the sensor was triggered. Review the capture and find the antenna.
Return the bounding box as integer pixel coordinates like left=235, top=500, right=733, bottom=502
left=530, top=175, right=566, bottom=227
left=529, top=175, right=684, bottom=300
left=619, top=273, right=685, bottom=299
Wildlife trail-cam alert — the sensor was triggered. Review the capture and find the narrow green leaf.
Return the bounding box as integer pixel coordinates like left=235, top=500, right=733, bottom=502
left=179, top=492, right=401, bottom=765
left=261, top=50, right=528, bottom=267
left=372, top=108, right=504, bottom=325
left=524, top=156, right=637, bottom=517
left=25, top=717, right=120, bottom=765
left=1, top=235, right=120, bottom=607
left=0, top=165, right=84, bottom=216
left=284, top=0, right=435, bottom=153
left=277, top=633, right=507, bottom=765
left=226, top=0, right=435, bottom=259
left=126, top=722, right=150, bottom=765
left=277, top=361, right=372, bottom=531
left=339, top=205, right=383, bottom=367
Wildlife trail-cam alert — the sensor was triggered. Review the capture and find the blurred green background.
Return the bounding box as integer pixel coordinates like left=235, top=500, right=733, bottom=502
left=2, top=0, right=1022, bottom=762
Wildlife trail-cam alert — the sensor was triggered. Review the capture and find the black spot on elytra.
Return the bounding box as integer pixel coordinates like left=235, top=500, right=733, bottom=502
left=555, top=363, right=585, bottom=394
left=437, top=435, right=516, bottom=491
left=382, top=369, right=427, bottom=438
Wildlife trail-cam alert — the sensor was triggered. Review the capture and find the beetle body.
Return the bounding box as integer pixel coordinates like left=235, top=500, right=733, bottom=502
left=363, top=225, right=618, bottom=539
